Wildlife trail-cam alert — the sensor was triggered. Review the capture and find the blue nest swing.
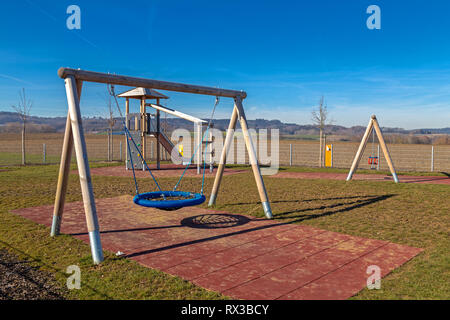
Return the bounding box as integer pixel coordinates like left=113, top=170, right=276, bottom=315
left=133, top=191, right=206, bottom=210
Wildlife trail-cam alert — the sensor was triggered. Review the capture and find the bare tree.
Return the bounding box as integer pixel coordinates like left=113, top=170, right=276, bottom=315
left=12, top=88, right=32, bottom=165
left=311, top=96, right=329, bottom=167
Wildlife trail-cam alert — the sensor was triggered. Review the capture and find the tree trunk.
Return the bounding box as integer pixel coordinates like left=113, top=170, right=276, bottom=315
left=21, top=123, right=25, bottom=165
left=107, top=131, right=110, bottom=162
left=319, top=129, right=323, bottom=167
left=110, top=128, right=113, bottom=161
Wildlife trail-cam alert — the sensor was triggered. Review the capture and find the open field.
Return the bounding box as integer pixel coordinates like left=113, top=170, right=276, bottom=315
left=0, top=162, right=448, bottom=299
left=1, top=133, right=449, bottom=172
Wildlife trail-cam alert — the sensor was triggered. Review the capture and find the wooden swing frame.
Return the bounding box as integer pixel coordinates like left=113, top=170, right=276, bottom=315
left=346, top=115, right=399, bottom=183
left=51, top=68, right=273, bottom=264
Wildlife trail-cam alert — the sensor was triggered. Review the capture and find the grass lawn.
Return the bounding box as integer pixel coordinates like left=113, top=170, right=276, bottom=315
left=0, top=162, right=448, bottom=299
left=0, top=152, right=61, bottom=166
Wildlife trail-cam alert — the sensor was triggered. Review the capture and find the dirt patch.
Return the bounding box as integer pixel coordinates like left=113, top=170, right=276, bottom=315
left=0, top=249, right=65, bottom=300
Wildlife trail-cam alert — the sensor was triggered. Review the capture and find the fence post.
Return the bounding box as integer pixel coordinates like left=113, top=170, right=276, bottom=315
left=43, top=143, right=46, bottom=164
left=119, top=141, right=122, bottom=161
left=431, top=145, right=434, bottom=172
left=151, top=141, right=154, bottom=160
left=289, top=144, right=292, bottom=167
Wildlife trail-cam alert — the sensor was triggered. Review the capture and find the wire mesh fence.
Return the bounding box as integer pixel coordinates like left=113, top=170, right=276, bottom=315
left=277, top=141, right=450, bottom=172
left=1, top=133, right=449, bottom=172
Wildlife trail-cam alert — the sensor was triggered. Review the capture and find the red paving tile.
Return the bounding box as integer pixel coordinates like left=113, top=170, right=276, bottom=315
left=11, top=195, right=423, bottom=300
left=271, top=171, right=450, bottom=185
left=221, top=237, right=388, bottom=300
left=280, top=243, right=423, bottom=300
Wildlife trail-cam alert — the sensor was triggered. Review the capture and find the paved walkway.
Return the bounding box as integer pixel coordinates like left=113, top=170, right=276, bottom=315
left=271, top=171, right=450, bottom=185
left=13, top=196, right=422, bottom=300
left=77, top=164, right=246, bottom=178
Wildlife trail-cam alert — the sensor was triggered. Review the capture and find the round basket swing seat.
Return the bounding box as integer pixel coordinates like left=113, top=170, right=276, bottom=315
left=133, top=191, right=206, bottom=210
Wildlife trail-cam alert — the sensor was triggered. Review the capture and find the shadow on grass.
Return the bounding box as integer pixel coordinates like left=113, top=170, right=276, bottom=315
left=226, top=195, right=380, bottom=206
left=275, top=194, right=395, bottom=220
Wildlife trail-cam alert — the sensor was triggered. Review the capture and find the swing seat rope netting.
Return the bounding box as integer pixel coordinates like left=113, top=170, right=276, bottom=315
left=109, top=84, right=218, bottom=210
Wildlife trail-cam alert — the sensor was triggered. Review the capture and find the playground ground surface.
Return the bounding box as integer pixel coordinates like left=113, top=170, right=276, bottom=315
left=13, top=195, right=422, bottom=300
left=0, top=162, right=448, bottom=299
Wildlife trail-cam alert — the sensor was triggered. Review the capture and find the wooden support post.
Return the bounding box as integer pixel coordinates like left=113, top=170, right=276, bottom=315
left=64, top=76, right=103, bottom=263
left=236, top=97, right=272, bottom=218
left=50, top=81, right=81, bottom=237
left=209, top=105, right=239, bottom=207
left=125, top=99, right=129, bottom=169
left=372, top=116, right=399, bottom=183
left=346, top=117, right=374, bottom=181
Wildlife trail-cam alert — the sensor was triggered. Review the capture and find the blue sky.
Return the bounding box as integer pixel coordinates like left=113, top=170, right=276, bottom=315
left=0, top=0, right=449, bottom=129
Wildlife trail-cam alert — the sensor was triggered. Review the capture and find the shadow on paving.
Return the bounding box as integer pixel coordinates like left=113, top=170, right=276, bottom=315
left=124, top=194, right=394, bottom=258
left=70, top=214, right=253, bottom=236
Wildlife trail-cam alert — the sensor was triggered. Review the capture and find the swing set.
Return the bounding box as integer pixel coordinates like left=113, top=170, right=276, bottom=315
left=50, top=68, right=273, bottom=264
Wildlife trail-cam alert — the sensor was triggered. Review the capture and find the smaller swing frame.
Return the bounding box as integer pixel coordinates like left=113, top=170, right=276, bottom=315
left=347, top=115, right=399, bottom=182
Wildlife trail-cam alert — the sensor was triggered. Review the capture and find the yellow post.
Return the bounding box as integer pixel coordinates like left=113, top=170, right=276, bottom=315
left=325, top=144, right=333, bottom=167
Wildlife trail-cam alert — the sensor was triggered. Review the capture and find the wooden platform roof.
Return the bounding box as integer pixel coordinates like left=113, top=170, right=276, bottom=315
left=118, top=87, right=169, bottom=100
